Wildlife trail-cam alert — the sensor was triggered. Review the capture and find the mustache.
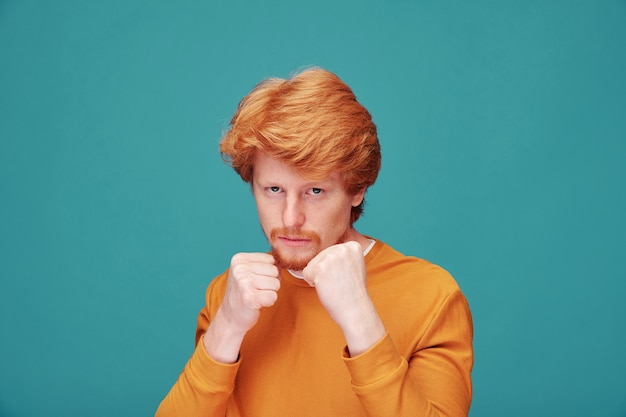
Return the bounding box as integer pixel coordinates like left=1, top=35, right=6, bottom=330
left=269, top=227, right=322, bottom=244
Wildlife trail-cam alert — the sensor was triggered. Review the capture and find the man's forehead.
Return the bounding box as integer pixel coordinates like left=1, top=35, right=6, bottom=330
left=252, top=151, right=341, bottom=183
left=256, top=168, right=342, bottom=185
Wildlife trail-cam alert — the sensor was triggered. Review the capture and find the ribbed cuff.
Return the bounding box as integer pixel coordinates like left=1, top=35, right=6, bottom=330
left=342, top=333, right=404, bottom=387
left=187, top=334, right=241, bottom=392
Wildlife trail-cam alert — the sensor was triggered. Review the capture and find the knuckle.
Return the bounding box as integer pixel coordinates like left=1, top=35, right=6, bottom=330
left=262, top=291, right=278, bottom=306
left=346, top=241, right=361, bottom=252
left=241, top=289, right=258, bottom=308
left=230, top=263, right=247, bottom=278
left=235, top=274, right=248, bottom=285
left=230, top=252, right=247, bottom=266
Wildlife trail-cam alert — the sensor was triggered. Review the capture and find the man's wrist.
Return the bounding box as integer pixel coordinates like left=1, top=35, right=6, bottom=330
left=203, top=309, right=247, bottom=364
left=341, top=304, right=386, bottom=357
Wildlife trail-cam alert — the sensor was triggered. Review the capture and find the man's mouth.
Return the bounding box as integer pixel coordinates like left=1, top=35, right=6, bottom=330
left=278, top=236, right=311, bottom=247
left=270, top=228, right=322, bottom=248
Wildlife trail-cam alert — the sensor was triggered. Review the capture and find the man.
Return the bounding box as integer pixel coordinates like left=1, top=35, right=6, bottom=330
left=156, top=68, right=473, bottom=417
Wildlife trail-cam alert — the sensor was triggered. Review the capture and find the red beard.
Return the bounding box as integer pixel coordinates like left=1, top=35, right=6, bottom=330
left=268, top=227, right=351, bottom=271
left=269, top=227, right=322, bottom=271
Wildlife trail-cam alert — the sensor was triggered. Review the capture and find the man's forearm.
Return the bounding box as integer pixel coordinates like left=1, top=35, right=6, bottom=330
left=202, top=308, right=247, bottom=364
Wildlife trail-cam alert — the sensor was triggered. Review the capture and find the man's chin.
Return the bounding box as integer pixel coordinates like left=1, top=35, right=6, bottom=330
left=271, top=248, right=313, bottom=271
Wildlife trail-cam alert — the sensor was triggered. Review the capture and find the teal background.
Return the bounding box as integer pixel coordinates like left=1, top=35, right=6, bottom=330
left=1, top=1, right=625, bottom=416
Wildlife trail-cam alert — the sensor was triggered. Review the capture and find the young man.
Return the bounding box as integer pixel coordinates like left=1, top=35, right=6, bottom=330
left=156, top=68, right=473, bottom=417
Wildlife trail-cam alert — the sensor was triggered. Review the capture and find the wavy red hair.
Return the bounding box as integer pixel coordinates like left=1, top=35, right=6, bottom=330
left=219, top=67, right=381, bottom=224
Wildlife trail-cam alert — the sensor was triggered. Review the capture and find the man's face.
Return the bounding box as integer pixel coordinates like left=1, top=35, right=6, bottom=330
left=252, top=152, right=365, bottom=271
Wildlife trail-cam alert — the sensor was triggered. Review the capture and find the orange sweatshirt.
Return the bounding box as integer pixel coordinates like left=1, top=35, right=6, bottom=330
left=156, top=240, right=473, bottom=417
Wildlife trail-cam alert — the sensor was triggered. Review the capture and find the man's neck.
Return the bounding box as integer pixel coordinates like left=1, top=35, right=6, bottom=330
left=345, top=228, right=371, bottom=253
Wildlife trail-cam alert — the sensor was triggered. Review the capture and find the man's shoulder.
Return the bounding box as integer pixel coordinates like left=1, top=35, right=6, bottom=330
left=367, top=240, right=460, bottom=292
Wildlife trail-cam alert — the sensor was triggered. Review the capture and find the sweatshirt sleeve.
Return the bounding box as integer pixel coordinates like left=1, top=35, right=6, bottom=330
left=154, top=335, right=240, bottom=417
left=343, top=290, right=474, bottom=417
left=155, top=275, right=237, bottom=417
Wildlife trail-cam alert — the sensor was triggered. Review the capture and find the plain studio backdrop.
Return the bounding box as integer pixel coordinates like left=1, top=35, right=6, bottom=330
left=1, top=1, right=625, bottom=416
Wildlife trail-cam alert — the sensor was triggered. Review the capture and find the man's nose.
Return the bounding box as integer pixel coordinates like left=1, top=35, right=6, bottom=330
left=282, top=195, right=305, bottom=228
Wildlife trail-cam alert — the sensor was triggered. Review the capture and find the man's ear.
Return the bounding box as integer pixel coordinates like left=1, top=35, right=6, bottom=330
left=351, top=188, right=366, bottom=207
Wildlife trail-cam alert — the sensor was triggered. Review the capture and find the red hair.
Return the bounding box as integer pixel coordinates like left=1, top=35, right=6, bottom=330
left=220, top=67, right=381, bottom=223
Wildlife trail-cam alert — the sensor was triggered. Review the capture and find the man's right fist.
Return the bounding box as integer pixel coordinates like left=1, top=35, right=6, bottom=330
left=220, top=252, right=280, bottom=333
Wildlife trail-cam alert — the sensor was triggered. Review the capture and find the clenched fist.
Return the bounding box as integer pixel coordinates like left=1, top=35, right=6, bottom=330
left=203, top=252, right=280, bottom=363
left=302, top=241, right=386, bottom=356
left=222, top=252, right=281, bottom=332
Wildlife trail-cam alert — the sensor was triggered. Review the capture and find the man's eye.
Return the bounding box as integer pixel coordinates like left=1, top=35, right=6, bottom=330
left=310, top=188, right=323, bottom=195
left=269, top=186, right=281, bottom=193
